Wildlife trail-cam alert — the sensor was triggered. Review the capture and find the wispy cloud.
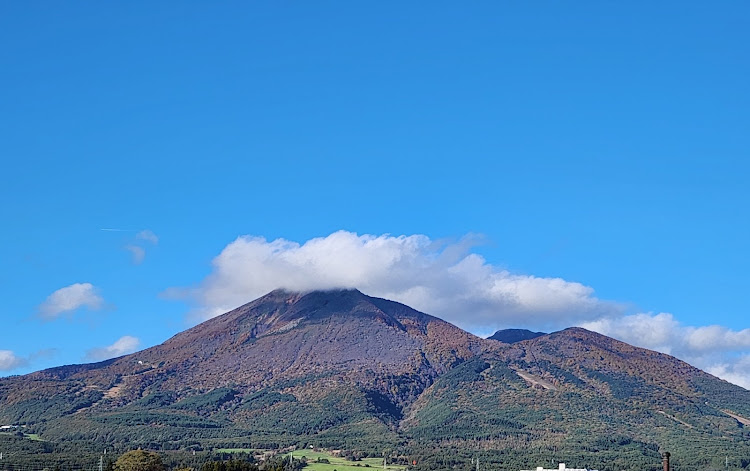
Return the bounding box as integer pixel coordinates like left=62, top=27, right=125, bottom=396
left=136, top=230, right=159, bottom=245
left=0, top=350, right=27, bottom=371
left=166, top=230, right=620, bottom=330
left=0, top=349, right=59, bottom=372
left=29, top=348, right=58, bottom=361
left=581, top=314, right=750, bottom=389
left=38, top=283, right=105, bottom=319
left=114, top=229, right=158, bottom=265
left=85, top=336, right=140, bottom=361
left=125, top=245, right=146, bottom=265
left=705, top=356, right=750, bottom=390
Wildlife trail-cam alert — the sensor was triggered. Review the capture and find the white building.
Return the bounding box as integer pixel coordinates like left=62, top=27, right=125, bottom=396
left=522, top=463, right=598, bottom=471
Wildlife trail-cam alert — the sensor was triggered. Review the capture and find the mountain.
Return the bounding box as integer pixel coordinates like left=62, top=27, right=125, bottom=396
left=2, top=289, right=750, bottom=471
left=487, top=328, right=546, bottom=343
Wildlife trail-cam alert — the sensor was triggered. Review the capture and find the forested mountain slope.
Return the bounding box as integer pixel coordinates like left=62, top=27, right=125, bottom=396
left=2, top=289, right=749, bottom=471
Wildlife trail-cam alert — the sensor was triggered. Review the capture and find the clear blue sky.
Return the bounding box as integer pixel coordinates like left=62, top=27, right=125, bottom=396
left=1, top=2, right=748, bottom=381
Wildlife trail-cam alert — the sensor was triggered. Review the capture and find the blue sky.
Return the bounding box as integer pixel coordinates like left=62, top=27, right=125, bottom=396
left=1, top=2, right=749, bottom=385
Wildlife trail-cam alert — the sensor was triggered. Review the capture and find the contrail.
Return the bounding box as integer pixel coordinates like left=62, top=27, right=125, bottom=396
left=100, top=228, right=135, bottom=232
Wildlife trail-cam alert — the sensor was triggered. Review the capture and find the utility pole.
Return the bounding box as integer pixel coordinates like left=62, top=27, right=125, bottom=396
left=99, top=454, right=103, bottom=471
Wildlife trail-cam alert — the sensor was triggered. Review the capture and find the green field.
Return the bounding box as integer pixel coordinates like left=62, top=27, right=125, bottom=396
left=292, top=450, right=406, bottom=471
left=0, top=432, right=44, bottom=441
left=208, top=447, right=406, bottom=471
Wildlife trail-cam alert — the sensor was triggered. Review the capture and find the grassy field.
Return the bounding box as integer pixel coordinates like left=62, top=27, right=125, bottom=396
left=292, top=450, right=406, bottom=471
left=206, top=447, right=407, bottom=471
left=0, top=432, right=45, bottom=441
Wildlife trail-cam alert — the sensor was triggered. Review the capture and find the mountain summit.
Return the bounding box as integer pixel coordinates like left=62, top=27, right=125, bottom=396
left=130, top=288, right=484, bottom=389
left=487, top=328, right=546, bottom=343
left=2, top=289, right=750, bottom=471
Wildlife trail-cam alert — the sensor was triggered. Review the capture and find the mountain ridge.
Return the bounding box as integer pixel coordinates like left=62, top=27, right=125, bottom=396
left=487, top=328, right=546, bottom=343
left=2, top=289, right=749, bottom=471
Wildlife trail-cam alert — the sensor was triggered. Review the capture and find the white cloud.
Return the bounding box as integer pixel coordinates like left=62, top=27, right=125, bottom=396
left=704, top=356, right=750, bottom=390
left=163, top=230, right=750, bottom=390
left=136, top=230, right=159, bottom=244
left=168, top=231, right=620, bottom=330
left=125, top=245, right=146, bottom=265
left=685, top=325, right=750, bottom=352
left=581, top=314, right=750, bottom=357
left=38, top=283, right=105, bottom=319
left=0, top=349, right=58, bottom=373
left=85, top=336, right=140, bottom=361
left=122, top=229, right=158, bottom=264
left=581, top=314, right=750, bottom=389
left=581, top=313, right=682, bottom=354
left=0, top=350, right=26, bottom=371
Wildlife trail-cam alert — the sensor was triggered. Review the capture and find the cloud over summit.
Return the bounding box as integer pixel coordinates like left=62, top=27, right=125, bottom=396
left=171, top=231, right=618, bottom=330
left=165, top=230, right=750, bottom=389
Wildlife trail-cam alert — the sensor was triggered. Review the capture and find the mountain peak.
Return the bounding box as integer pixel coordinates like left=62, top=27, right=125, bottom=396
left=263, top=287, right=366, bottom=299
left=112, top=288, right=481, bottom=391
left=488, top=328, right=546, bottom=343
left=549, top=326, right=623, bottom=342
left=224, top=288, right=443, bottom=332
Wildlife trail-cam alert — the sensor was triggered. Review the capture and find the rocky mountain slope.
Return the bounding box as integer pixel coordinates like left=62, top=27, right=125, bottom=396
left=1, top=289, right=749, bottom=471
